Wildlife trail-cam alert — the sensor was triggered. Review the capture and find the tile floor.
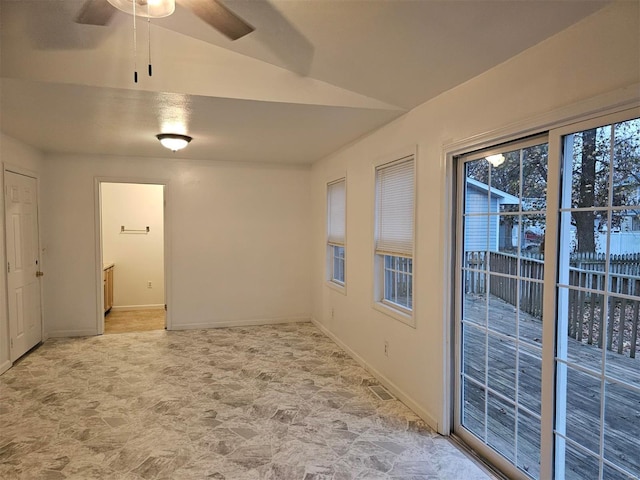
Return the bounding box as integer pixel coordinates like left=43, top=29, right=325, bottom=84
left=105, top=309, right=166, bottom=335
left=0, top=322, right=493, bottom=479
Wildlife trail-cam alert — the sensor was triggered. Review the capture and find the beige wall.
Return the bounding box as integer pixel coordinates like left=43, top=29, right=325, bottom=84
left=0, top=133, right=45, bottom=374
left=310, top=2, right=640, bottom=432
left=41, top=155, right=312, bottom=336
left=101, top=183, right=165, bottom=308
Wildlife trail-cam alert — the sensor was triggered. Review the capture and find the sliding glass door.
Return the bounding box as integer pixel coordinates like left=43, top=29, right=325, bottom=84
left=456, top=136, right=549, bottom=479
left=454, top=110, right=640, bottom=480
left=555, top=115, right=640, bottom=479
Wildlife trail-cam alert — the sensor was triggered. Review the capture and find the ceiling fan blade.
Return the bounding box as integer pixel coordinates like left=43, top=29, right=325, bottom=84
left=177, top=0, right=255, bottom=40
left=75, top=0, right=116, bottom=25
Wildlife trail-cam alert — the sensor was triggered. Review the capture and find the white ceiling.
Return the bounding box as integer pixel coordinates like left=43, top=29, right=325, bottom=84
left=0, top=0, right=609, bottom=164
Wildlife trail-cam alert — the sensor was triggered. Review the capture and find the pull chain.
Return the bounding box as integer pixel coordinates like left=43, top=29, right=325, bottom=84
left=133, top=0, right=138, bottom=83
left=148, top=2, right=152, bottom=76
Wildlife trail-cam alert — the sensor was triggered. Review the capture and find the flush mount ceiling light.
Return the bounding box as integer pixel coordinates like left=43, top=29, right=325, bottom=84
left=106, top=0, right=175, bottom=18
left=486, top=154, right=506, bottom=167
left=156, top=133, right=192, bottom=152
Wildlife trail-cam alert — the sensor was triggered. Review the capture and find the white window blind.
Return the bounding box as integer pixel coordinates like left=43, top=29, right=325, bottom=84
left=327, top=178, right=346, bottom=246
left=375, top=157, right=415, bottom=257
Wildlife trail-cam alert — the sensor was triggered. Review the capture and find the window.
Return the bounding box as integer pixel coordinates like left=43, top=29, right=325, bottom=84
left=331, top=245, right=345, bottom=284
left=375, top=156, right=415, bottom=316
left=384, top=255, right=413, bottom=309
left=327, top=178, right=346, bottom=286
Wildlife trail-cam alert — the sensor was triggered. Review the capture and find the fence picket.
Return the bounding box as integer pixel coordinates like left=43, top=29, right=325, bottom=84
left=464, top=250, right=640, bottom=358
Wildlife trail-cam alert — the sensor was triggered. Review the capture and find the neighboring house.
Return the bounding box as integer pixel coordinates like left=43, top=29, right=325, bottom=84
left=464, top=177, right=519, bottom=252
left=595, top=209, right=640, bottom=254
left=611, top=182, right=640, bottom=253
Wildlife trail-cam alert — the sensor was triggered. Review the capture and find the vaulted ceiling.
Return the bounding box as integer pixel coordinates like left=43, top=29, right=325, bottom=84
left=0, top=0, right=609, bottom=164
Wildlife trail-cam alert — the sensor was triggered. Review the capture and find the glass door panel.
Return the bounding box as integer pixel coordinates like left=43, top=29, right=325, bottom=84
left=458, top=137, right=548, bottom=479
left=556, top=116, right=640, bottom=480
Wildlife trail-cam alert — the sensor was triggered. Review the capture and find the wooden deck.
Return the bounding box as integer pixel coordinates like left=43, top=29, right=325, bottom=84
left=462, top=293, right=640, bottom=480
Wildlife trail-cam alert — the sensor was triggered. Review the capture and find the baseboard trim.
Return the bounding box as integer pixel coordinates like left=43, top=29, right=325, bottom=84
left=176, top=316, right=310, bottom=330
left=0, top=359, right=12, bottom=376
left=311, top=317, right=440, bottom=433
left=111, top=304, right=165, bottom=312
left=47, top=329, right=98, bottom=338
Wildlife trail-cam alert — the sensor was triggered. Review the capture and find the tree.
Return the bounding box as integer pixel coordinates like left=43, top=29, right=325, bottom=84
left=465, top=118, right=640, bottom=255
left=570, top=119, right=640, bottom=253
left=572, top=128, right=598, bottom=253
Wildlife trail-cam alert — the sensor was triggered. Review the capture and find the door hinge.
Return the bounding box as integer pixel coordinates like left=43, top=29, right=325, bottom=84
left=164, top=304, right=167, bottom=311
left=10, top=338, right=13, bottom=348
left=7, top=262, right=10, bottom=273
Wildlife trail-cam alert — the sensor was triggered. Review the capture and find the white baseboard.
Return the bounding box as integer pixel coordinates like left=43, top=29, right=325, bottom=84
left=311, top=317, right=440, bottom=433
left=110, top=304, right=165, bottom=312
left=47, top=329, right=98, bottom=338
left=0, top=359, right=12, bottom=376
left=176, top=316, right=310, bottom=331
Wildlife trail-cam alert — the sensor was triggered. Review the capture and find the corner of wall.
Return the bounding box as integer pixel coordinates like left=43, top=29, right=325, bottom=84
left=0, top=360, right=12, bottom=376
left=310, top=317, right=441, bottom=433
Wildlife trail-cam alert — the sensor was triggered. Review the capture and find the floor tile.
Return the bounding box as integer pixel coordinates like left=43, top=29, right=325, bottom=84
left=0, top=323, right=493, bottom=479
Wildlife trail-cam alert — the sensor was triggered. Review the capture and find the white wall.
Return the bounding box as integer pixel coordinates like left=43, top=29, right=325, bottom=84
left=0, top=134, right=45, bottom=373
left=101, top=183, right=165, bottom=308
left=310, top=1, right=640, bottom=433
left=41, top=155, right=311, bottom=336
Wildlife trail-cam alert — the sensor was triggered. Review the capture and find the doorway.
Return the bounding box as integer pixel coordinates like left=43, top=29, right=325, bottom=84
left=98, top=182, right=166, bottom=334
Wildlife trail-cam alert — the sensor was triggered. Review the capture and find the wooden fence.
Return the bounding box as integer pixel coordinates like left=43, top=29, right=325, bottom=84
left=464, top=251, right=544, bottom=319
left=571, top=252, right=640, bottom=276
left=567, top=269, right=640, bottom=358
left=464, top=251, right=640, bottom=358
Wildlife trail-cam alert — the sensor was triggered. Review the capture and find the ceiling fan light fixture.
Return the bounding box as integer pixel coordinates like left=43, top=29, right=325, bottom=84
left=486, top=154, right=506, bottom=167
left=107, top=0, right=175, bottom=18
left=157, top=133, right=192, bottom=151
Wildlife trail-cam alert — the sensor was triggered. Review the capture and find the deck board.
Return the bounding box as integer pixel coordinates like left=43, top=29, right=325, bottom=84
left=462, top=293, right=640, bottom=479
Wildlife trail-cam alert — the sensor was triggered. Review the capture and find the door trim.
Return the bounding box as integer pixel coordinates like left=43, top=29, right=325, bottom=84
left=94, top=177, right=172, bottom=334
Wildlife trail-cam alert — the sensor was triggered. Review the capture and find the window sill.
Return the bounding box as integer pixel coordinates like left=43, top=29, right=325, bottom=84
left=373, top=301, right=415, bottom=328
left=326, top=280, right=347, bottom=295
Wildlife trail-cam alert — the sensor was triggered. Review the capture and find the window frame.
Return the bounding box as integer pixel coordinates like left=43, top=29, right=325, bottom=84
left=372, top=149, right=417, bottom=326
left=326, top=176, right=347, bottom=294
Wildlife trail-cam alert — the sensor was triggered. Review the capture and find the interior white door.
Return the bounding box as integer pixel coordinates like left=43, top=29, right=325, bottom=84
left=5, top=171, right=42, bottom=361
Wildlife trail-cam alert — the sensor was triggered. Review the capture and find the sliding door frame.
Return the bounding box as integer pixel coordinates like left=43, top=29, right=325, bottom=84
left=441, top=85, right=640, bottom=480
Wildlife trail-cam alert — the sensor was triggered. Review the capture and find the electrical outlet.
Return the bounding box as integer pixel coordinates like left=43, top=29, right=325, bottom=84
left=384, top=341, right=389, bottom=357
left=147, top=281, right=152, bottom=289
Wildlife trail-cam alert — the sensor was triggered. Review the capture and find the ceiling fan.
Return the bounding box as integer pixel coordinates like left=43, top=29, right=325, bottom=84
left=75, top=0, right=255, bottom=41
